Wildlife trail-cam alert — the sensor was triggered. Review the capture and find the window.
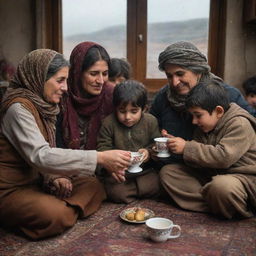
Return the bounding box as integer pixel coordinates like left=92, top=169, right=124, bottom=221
left=127, top=0, right=222, bottom=92
left=62, top=0, right=127, bottom=59
left=44, top=0, right=226, bottom=92
left=146, top=0, right=210, bottom=79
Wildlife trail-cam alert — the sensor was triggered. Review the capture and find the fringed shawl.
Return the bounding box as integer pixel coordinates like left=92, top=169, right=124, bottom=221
left=62, top=42, right=114, bottom=150
left=0, top=49, right=59, bottom=147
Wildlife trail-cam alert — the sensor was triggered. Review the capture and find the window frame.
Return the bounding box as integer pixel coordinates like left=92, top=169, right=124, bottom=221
left=36, top=0, right=62, bottom=51
left=43, top=0, right=226, bottom=92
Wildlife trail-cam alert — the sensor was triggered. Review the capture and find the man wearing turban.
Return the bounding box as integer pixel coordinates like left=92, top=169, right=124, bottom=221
left=150, top=41, right=256, bottom=219
left=151, top=41, right=256, bottom=163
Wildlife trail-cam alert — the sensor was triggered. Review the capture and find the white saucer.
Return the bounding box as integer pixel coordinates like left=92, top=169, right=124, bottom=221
left=157, top=152, right=171, bottom=158
left=128, top=166, right=143, bottom=173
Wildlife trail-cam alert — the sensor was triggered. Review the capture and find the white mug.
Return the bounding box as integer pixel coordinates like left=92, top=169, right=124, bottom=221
left=128, top=152, right=144, bottom=173
left=145, top=217, right=181, bottom=242
left=154, top=137, right=170, bottom=158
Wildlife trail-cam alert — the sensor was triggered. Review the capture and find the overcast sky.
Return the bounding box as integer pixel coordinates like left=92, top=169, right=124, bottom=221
left=63, top=0, right=210, bottom=36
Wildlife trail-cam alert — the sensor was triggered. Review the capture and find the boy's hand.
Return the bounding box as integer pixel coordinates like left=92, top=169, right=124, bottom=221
left=148, top=146, right=159, bottom=161
left=161, top=129, right=186, bottom=154
left=52, top=177, right=73, bottom=199
left=138, top=148, right=149, bottom=162
left=167, top=137, right=186, bottom=154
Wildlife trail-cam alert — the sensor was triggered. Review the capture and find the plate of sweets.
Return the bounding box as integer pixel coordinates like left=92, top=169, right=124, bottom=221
left=120, top=207, right=155, bottom=224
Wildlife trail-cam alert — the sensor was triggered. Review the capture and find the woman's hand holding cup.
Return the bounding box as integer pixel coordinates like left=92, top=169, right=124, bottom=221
left=97, top=150, right=131, bottom=182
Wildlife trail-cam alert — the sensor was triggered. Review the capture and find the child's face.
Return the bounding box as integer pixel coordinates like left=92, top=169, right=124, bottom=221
left=108, top=76, right=126, bottom=87
left=246, top=93, right=256, bottom=108
left=116, top=102, right=143, bottom=127
left=188, top=106, right=224, bottom=133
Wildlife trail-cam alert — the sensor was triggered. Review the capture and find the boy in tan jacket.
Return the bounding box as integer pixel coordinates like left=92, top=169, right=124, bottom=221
left=160, top=81, right=256, bottom=219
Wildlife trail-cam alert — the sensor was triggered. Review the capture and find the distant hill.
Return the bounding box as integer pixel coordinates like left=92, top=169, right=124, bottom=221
left=63, top=18, right=208, bottom=78
left=147, top=18, right=208, bottom=43
left=64, top=18, right=208, bottom=43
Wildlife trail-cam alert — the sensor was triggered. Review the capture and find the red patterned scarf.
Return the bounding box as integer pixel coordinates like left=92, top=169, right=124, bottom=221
left=62, top=42, right=114, bottom=150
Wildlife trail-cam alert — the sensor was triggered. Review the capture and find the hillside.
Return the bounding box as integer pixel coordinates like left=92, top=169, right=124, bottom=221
left=64, top=18, right=208, bottom=43
left=63, top=18, right=208, bottom=77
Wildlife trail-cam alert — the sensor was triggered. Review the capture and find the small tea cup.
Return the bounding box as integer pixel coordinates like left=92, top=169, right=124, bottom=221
left=145, top=217, right=181, bottom=242
left=128, top=152, right=144, bottom=173
left=154, top=137, right=170, bottom=158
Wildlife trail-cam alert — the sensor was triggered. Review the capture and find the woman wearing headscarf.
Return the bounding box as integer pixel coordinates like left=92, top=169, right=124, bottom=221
left=150, top=41, right=256, bottom=218
left=56, top=41, right=115, bottom=150
left=0, top=49, right=130, bottom=240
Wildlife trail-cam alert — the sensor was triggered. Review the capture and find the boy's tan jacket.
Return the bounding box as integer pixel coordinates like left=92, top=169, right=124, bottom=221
left=184, top=103, right=256, bottom=175
left=184, top=103, right=256, bottom=209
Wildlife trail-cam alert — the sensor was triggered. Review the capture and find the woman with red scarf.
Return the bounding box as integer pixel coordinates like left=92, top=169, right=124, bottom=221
left=56, top=41, right=114, bottom=151
left=0, top=49, right=130, bottom=240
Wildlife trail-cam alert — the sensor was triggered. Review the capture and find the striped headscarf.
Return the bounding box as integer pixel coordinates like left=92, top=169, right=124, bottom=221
left=0, top=49, right=60, bottom=146
left=158, top=41, right=210, bottom=73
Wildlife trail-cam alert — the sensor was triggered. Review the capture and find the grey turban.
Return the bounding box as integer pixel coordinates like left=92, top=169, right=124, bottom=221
left=158, top=41, right=211, bottom=74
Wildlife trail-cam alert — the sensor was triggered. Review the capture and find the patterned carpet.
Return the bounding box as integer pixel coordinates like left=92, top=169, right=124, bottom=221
left=0, top=198, right=256, bottom=256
